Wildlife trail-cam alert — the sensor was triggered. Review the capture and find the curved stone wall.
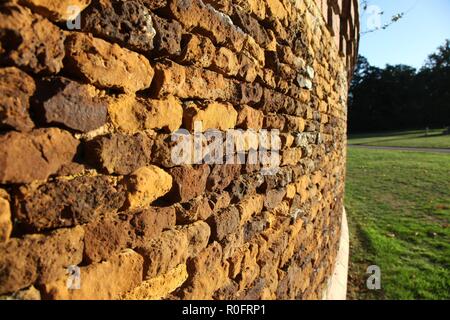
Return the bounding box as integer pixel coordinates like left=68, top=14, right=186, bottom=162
left=0, top=0, right=358, bottom=300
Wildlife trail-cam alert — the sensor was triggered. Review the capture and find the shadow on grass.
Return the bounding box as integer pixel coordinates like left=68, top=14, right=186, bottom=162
left=349, top=129, right=429, bottom=139
left=350, top=131, right=447, bottom=146
left=348, top=221, right=387, bottom=300
left=352, top=222, right=376, bottom=258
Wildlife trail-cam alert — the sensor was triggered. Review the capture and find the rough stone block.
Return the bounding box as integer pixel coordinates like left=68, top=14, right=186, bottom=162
left=183, top=101, right=237, bottom=132
left=174, top=196, right=213, bottom=224
left=151, top=14, right=183, bottom=56
left=125, top=166, right=173, bottom=210
left=211, top=47, right=240, bottom=76
left=85, top=132, right=154, bottom=175
left=0, top=4, right=65, bottom=74
left=233, top=11, right=272, bottom=48
left=36, top=77, right=108, bottom=132
left=0, top=285, right=41, bottom=300
left=65, top=33, right=153, bottom=93
left=0, top=189, right=12, bottom=243
left=169, top=0, right=246, bottom=52
left=19, top=0, right=91, bottom=22
left=179, top=242, right=229, bottom=299
left=14, top=175, right=126, bottom=231
left=178, top=34, right=215, bottom=68
left=0, top=128, right=79, bottom=184
left=177, top=221, right=211, bottom=258
left=0, top=226, right=84, bottom=294
left=264, top=189, right=287, bottom=210
left=237, top=194, right=264, bottom=225
left=121, top=263, right=188, bottom=300
left=168, top=165, right=210, bottom=202
left=207, top=164, right=242, bottom=192
left=0, top=67, right=35, bottom=132
left=136, top=229, right=189, bottom=279
left=43, top=249, right=143, bottom=300
left=152, top=60, right=238, bottom=100
left=208, top=206, right=240, bottom=241
left=236, top=105, right=264, bottom=130
left=281, top=147, right=303, bottom=166
left=108, top=95, right=183, bottom=134
left=83, top=0, right=155, bottom=53
left=84, top=206, right=176, bottom=263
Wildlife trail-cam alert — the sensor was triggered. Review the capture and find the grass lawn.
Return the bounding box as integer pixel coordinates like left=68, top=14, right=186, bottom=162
left=348, top=129, right=450, bottom=149
left=345, top=148, right=450, bottom=299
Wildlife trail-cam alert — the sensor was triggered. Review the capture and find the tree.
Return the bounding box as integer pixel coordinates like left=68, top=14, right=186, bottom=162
left=422, top=39, right=450, bottom=70
left=348, top=40, right=450, bottom=133
left=417, top=40, right=450, bottom=127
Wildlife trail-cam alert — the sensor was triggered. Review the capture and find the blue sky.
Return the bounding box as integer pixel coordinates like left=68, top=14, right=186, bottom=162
left=359, top=0, right=450, bottom=69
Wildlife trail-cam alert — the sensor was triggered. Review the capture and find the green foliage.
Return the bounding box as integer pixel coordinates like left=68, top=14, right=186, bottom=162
left=349, top=40, right=450, bottom=133
left=423, top=40, right=450, bottom=70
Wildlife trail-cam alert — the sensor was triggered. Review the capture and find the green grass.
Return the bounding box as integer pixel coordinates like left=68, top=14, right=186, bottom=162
left=348, top=129, right=450, bottom=149
left=345, top=148, right=450, bottom=300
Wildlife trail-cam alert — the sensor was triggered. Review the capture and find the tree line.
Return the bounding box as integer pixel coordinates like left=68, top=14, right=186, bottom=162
left=348, top=40, right=450, bottom=133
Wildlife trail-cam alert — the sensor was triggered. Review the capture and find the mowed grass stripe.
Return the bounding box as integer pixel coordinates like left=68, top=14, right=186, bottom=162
left=348, top=129, right=450, bottom=149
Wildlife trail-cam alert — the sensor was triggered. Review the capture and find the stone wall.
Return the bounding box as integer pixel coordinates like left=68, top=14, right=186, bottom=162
left=0, top=0, right=358, bottom=300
